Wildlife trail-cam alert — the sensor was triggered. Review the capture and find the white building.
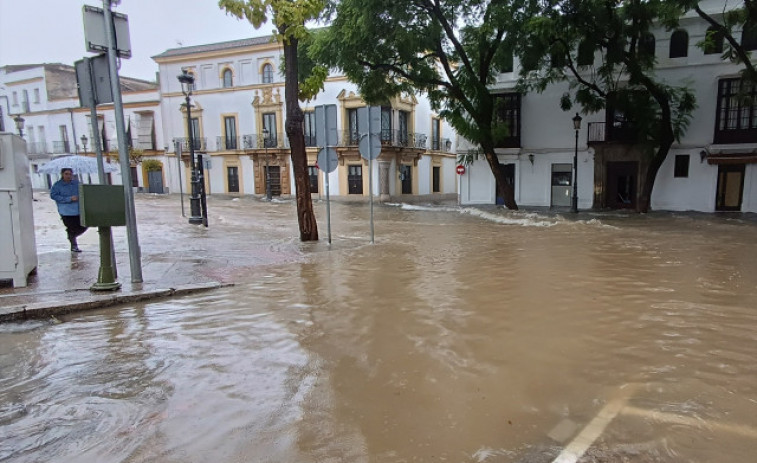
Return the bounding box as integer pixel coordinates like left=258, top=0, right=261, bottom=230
left=152, top=36, right=458, bottom=200
left=460, top=1, right=757, bottom=213
left=0, top=63, right=163, bottom=191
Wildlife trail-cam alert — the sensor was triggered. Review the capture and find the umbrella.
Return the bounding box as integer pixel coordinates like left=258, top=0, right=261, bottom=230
left=37, top=155, right=120, bottom=175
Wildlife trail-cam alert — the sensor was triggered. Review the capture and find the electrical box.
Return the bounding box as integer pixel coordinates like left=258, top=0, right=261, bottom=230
left=79, top=184, right=126, bottom=227
left=0, top=134, right=38, bottom=287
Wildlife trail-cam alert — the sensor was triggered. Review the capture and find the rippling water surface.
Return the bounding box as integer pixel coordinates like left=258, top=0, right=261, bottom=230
left=2, top=203, right=757, bottom=462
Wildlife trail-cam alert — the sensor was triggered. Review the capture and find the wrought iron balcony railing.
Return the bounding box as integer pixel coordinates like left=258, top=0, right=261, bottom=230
left=52, top=140, right=71, bottom=154
left=27, top=141, right=48, bottom=155
left=241, top=133, right=288, bottom=149
left=174, top=137, right=208, bottom=152
left=216, top=136, right=241, bottom=151
left=340, top=130, right=428, bottom=149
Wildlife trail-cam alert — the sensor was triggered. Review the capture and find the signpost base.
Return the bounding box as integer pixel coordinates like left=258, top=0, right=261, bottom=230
left=91, top=226, right=121, bottom=292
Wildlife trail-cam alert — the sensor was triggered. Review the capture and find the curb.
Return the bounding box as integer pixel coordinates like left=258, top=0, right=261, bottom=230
left=0, top=282, right=233, bottom=323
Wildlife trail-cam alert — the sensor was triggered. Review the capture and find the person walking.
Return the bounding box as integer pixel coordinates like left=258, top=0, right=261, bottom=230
left=50, top=168, right=88, bottom=252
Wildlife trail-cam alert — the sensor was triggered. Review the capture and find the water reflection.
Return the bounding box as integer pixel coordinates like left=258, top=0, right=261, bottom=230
left=1, top=205, right=756, bottom=462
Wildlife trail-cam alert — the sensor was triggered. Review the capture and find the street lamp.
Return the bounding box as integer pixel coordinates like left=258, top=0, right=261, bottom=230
left=14, top=115, right=25, bottom=137
left=81, top=134, right=88, bottom=153
left=178, top=69, right=203, bottom=225
left=262, top=127, right=272, bottom=200
left=571, top=112, right=582, bottom=213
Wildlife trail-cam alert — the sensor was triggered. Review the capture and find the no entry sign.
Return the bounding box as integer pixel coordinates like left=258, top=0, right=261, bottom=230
left=456, top=165, right=466, bottom=175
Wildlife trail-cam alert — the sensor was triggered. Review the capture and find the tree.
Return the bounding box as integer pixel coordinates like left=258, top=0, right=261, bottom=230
left=677, top=0, right=757, bottom=82
left=518, top=0, right=696, bottom=213
left=219, top=0, right=325, bottom=241
left=310, top=0, right=541, bottom=210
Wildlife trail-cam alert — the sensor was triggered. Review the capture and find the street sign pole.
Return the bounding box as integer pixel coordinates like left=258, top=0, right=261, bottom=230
left=358, top=106, right=381, bottom=244
left=367, top=115, right=375, bottom=244
left=103, top=0, right=142, bottom=283
left=315, top=105, right=338, bottom=245
left=175, top=141, right=185, bottom=217
left=325, top=146, right=331, bottom=245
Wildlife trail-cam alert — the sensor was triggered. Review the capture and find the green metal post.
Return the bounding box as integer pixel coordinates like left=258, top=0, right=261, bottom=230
left=91, top=226, right=121, bottom=291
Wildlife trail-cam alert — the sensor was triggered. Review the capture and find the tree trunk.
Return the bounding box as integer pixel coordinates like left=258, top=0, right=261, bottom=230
left=483, top=148, right=518, bottom=210
left=283, top=34, right=319, bottom=241
left=637, top=141, right=671, bottom=213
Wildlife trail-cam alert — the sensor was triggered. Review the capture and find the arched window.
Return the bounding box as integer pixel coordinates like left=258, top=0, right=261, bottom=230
left=639, top=33, right=655, bottom=57
left=742, top=21, right=757, bottom=51
left=704, top=26, right=724, bottom=54
left=669, top=30, right=688, bottom=58
left=262, top=63, right=274, bottom=84
left=222, top=69, right=233, bottom=88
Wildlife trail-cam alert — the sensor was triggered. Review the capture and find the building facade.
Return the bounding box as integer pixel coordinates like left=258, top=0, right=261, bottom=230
left=0, top=64, right=163, bottom=191
left=460, top=2, right=757, bottom=213
left=152, top=36, right=458, bottom=201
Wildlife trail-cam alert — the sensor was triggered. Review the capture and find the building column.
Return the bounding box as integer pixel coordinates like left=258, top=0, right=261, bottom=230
left=379, top=160, right=391, bottom=201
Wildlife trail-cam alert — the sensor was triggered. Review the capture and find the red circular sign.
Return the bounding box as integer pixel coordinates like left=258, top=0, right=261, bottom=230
left=456, top=165, right=466, bottom=175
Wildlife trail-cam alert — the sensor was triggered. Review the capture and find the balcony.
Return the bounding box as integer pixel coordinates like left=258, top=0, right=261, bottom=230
left=216, top=136, right=241, bottom=151
left=174, top=137, right=208, bottom=152
left=27, top=141, right=48, bottom=155
left=587, top=122, right=637, bottom=144
left=430, top=137, right=453, bottom=152
left=52, top=140, right=71, bottom=154
left=241, top=133, right=288, bottom=150
left=340, top=130, right=428, bottom=149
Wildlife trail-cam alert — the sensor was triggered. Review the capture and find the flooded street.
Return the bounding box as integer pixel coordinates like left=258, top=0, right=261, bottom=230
left=2, top=198, right=757, bottom=462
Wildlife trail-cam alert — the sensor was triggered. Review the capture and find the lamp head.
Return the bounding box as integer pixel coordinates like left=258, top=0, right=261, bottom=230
left=14, top=114, right=25, bottom=131
left=572, top=112, right=583, bottom=130
left=262, top=127, right=269, bottom=137
left=177, top=70, right=195, bottom=96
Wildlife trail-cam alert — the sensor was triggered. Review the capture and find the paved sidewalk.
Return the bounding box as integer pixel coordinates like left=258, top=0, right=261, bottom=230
left=0, top=192, right=309, bottom=322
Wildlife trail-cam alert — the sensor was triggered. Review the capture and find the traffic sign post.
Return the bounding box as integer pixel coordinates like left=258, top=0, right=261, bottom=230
left=315, top=104, right=338, bottom=244
left=358, top=106, right=382, bottom=244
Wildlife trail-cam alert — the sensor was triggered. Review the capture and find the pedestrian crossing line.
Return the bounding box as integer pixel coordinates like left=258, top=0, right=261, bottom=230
left=621, top=405, right=757, bottom=439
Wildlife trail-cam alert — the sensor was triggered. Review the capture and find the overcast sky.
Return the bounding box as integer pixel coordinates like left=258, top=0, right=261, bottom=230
left=0, top=0, right=275, bottom=81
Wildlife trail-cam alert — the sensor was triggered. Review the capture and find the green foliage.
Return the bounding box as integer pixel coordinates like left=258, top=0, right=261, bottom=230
left=142, top=159, right=163, bottom=172
left=311, top=0, right=540, bottom=152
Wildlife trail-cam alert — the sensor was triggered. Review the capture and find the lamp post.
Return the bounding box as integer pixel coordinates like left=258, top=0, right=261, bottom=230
left=81, top=134, right=88, bottom=153
left=571, top=112, right=582, bottom=213
left=178, top=70, right=203, bottom=225
left=14, top=115, right=25, bottom=137
left=263, top=127, right=272, bottom=200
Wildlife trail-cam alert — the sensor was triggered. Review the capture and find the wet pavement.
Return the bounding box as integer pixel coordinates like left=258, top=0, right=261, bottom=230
left=0, top=192, right=314, bottom=321
left=2, top=193, right=757, bottom=462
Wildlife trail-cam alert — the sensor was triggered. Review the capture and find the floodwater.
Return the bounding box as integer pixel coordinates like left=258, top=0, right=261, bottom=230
left=2, top=201, right=757, bottom=462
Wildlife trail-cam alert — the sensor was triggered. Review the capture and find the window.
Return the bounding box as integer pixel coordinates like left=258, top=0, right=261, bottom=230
left=263, top=112, right=277, bottom=147
left=550, top=45, right=567, bottom=68
left=0, top=105, right=4, bottom=132
left=190, top=117, right=201, bottom=150
left=348, top=165, right=363, bottom=194
left=224, top=116, right=237, bottom=149
left=639, top=33, right=655, bottom=57
left=222, top=68, right=233, bottom=88
left=12, top=91, right=18, bottom=106
left=304, top=112, right=316, bottom=147
left=742, top=21, right=757, bottom=51
left=704, top=27, right=724, bottom=55
left=398, top=111, right=409, bottom=146
left=493, top=93, right=521, bottom=148
left=348, top=108, right=360, bottom=144
left=432, top=166, right=441, bottom=193
left=22, top=90, right=30, bottom=113
left=34, top=88, right=40, bottom=103
left=262, top=63, right=273, bottom=84
left=674, top=155, right=690, bottom=178
left=714, top=78, right=757, bottom=143
left=136, top=112, right=155, bottom=150
left=308, top=166, right=319, bottom=193
left=227, top=166, right=240, bottom=192
left=381, top=106, right=392, bottom=143
left=431, top=117, right=441, bottom=150
left=669, top=30, right=688, bottom=58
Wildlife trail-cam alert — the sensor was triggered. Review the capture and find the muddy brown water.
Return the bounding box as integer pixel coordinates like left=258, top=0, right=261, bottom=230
left=1, top=200, right=756, bottom=462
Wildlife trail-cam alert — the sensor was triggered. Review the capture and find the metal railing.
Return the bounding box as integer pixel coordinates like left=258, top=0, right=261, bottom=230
left=27, top=141, right=48, bottom=154
left=588, top=122, right=606, bottom=143
left=134, top=140, right=155, bottom=150
left=339, top=130, right=428, bottom=149
left=174, top=137, right=208, bottom=152
left=52, top=140, right=71, bottom=154
left=240, top=133, right=288, bottom=149
left=216, top=136, right=241, bottom=150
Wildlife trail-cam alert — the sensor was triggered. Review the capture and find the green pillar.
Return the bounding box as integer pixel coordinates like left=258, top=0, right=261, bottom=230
left=91, top=226, right=121, bottom=291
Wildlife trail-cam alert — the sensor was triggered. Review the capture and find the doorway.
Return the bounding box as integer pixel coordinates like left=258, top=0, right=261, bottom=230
left=147, top=170, right=164, bottom=194
left=400, top=165, right=412, bottom=194
left=551, top=163, right=572, bottom=207
left=605, top=161, right=637, bottom=209
left=266, top=166, right=281, bottom=196
left=348, top=165, right=363, bottom=194
left=715, top=164, right=745, bottom=211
